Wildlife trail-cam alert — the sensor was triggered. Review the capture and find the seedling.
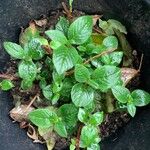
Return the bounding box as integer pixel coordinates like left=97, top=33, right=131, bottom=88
left=1, top=5, right=150, bottom=150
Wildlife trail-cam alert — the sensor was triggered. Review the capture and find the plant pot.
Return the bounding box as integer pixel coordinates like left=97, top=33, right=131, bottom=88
left=0, top=0, right=150, bottom=150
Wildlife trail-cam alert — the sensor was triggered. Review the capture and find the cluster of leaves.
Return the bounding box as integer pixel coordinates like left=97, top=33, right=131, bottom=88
left=2, top=13, right=150, bottom=150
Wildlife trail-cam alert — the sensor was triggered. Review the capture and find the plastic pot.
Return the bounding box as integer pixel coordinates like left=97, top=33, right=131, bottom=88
left=0, top=0, right=150, bottom=150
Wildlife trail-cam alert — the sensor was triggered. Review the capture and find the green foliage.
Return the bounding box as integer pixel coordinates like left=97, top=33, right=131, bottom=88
left=53, top=45, right=80, bottom=75
left=3, top=42, right=25, bottom=59
left=18, top=60, right=37, bottom=81
left=80, top=125, right=100, bottom=148
left=0, top=79, right=14, bottom=91
left=92, top=65, right=122, bottom=92
left=68, top=16, right=93, bottom=44
left=74, top=64, right=90, bottom=83
left=71, top=83, right=94, bottom=107
left=56, top=16, right=70, bottom=36
left=2, top=13, right=150, bottom=150
left=99, top=19, right=127, bottom=35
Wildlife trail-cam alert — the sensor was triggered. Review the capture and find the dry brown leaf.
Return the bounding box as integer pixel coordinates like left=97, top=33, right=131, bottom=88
left=121, top=68, right=139, bottom=85
left=34, top=18, right=48, bottom=27
left=9, top=104, right=35, bottom=122
left=93, top=15, right=101, bottom=26
left=27, top=124, right=45, bottom=144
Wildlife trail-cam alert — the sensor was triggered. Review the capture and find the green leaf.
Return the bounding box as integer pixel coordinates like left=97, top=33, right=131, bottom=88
left=53, top=45, right=79, bottom=74
left=127, top=103, right=136, bottom=117
left=42, top=85, right=53, bottom=100
left=0, top=79, right=14, bottom=91
left=68, top=16, right=93, bottom=44
left=39, top=78, right=47, bottom=89
left=89, top=112, right=104, bottom=126
left=18, top=60, right=37, bottom=81
left=56, top=17, right=69, bottom=36
left=51, top=93, right=60, bottom=105
left=131, top=90, right=150, bottom=106
left=75, top=64, right=90, bottom=83
left=78, top=108, right=89, bottom=123
left=28, top=108, right=58, bottom=128
left=54, top=120, right=67, bottom=138
left=77, top=46, right=87, bottom=52
left=61, top=78, right=74, bottom=98
left=80, top=125, right=99, bottom=148
left=3, top=42, right=25, bottom=59
left=50, top=41, right=62, bottom=50
left=108, top=19, right=127, bottom=34
left=28, top=38, right=48, bottom=60
left=87, top=144, right=100, bottom=150
left=52, top=71, right=64, bottom=84
left=21, top=79, right=33, bottom=90
left=87, top=79, right=99, bottom=90
left=45, top=30, right=68, bottom=45
left=103, top=36, right=118, bottom=49
left=71, top=83, right=94, bottom=107
left=58, top=104, right=78, bottom=134
left=101, top=52, right=123, bottom=66
left=92, top=65, right=122, bottom=92
left=112, top=85, right=130, bottom=103
left=19, top=22, right=40, bottom=46
left=70, top=144, right=76, bottom=150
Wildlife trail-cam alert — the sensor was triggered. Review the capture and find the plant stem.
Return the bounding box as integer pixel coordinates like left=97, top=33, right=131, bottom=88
left=62, top=2, right=72, bottom=19
left=65, top=48, right=116, bottom=76
left=76, top=124, right=83, bottom=150
left=24, top=95, right=38, bottom=112
left=84, top=48, right=116, bottom=64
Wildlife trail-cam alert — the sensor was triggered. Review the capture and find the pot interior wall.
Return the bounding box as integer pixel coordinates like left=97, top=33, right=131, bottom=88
left=0, top=0, right=150, bottom=150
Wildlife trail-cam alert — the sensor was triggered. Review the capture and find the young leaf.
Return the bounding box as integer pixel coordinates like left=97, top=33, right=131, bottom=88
left=103, top=36, right=118, bottom=49
left=39, top=78, right=47, bottom=89
left=71, top=83, right=94, bottom=107
left=45, top=30, right=68, bottom=45
left=50, top=41, right=62, bottom=50
left=78, top=108, right=89, bottom=123
left=101, top=52, right=123, bottom=66
left=87, top=79, right=99, bottom=90
left=89, top=112, right=104, bottom=126
left=112, top=85, right=130, bottom=103
left=28, top=108, right=58, bottom=128
left=42, top=85, right=53, bottom=100
left=0, top=79, right=14, bottom=91
left=56, top=17, right=69, bottom=36
left=74, top=64, right=90, bottom=83
left=18, top=60, right=37, bottom=81
left=21, top=79, right=33, bottom=90
left=131, top=90, right=150, bottom=107
left=51, top=93, right=60, bottom=105
left=57, top=104, right=78, bottom=134
left=28, top=37, right=48, bottom=60
left=68, top=16, right=93, bottom=44
left=3, top=42, right=24, bottom=59
left=53, top=45, right=79, bottom=75
left=92, top=65, right=122, bottom=92
left=127, top=103, right=136, bottom=117
left=54, top=120, right=67, bottom=138
left=87, top=144, right=100, bottom=150
left=80, top=125, right=99, bottom=148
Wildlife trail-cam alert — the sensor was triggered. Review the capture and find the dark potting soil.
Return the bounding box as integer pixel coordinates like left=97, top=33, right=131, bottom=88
left=2, top=8, right=141, bottom=149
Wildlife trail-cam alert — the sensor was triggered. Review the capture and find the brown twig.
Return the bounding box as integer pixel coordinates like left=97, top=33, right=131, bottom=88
left=76, top=124, right=83, bottom=150
left=42, top=45, right=52, bottom=55
left=138, top=53, right=144, bottom=72
left=93, top=27, right=105, bottom=35
left=24, top=95, right=38, bottom=112
left=0, top=74, right=18, bottom=80
left=62, top=2, right=72, bottom=19
left=84, top=48, right=116, bottom=64
left=65, top=48, right=116, bottom=76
